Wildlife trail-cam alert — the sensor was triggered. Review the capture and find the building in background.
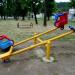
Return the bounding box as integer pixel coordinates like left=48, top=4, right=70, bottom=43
left=69, top=8, right=75, bottom=20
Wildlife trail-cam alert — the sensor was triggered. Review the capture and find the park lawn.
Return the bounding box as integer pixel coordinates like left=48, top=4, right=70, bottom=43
left=0, top=19, right=75, bottom=42
left=0, top=19, right=53, bottom=42
left=41, top=34, right=75, bottom=42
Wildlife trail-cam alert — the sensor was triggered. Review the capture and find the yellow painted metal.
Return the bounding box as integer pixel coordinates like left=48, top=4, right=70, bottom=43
left=12, top=30, right=74, bottom=57
left=34, top=33, right=37, bottom=44
left=44, top=30, right=74, bottom=60
left=0, top=46, right=13, bottom=59
left=45, top=41, right=51, bottom=60
left=0, top=30, right=74, bottom=60
left=14, top=27, right=58, bottom=46
left=48, top=30, right=74, bottom=41
left=12, top=41, right=46, bottom=56
left=37, top=38, right=43, bottom=43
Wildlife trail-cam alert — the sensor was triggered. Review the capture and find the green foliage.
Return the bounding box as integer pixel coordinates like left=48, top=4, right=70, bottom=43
left=6, top=0, right=13, bottom=16
left=70, top=0, right=75, bottom=8
left=56, top=2, right=70, bottom=12
left=45, top=0, right=56, bottom=17
left=27, top=0, right=42, bottom=24
left=43, top=0, right=56, bottom=26
left=0, top=0, right=55, bottom=21
left=28, top=0, right=42, bottom=14
left=45, top=0, right=56, bottom=21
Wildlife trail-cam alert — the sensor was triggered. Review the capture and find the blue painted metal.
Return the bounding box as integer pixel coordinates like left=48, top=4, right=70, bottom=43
left=0, top=40, right=14, bottom=49
left=69, top=26, right=75, bottom=31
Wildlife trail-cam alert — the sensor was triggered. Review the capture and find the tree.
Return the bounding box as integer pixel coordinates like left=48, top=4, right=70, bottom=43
left=43, top=0, right=56, bottom=26
left=6, top=0, right=13, bottom=16
left=43, top=0, right=47, bottom=26
left=0, top=0, right=15, bottom=19
left=19, top=0, right=29, bottom=20
left=56, top=2, right=70, bottom=12
left=0, top=0, right=4, bottom=19
left=46, top=0, right=56, bottom=20
left=13, top=0, right=29, bottom=20
left=0, top=0, right=42, bottom=21
left=3, top=1, right=6, bottom=20
left=70, top=0, right=75, bottom=8
left=13, top=0, right=21, bottom=20
left=28, top=0, right=42, bottom=24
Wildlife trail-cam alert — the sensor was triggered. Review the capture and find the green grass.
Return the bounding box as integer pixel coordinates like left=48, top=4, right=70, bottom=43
left=41, top=33, right=75, bottom=42
left=59, top=35, right=75, bottom=42
left=0, top=19, right=75, bottom=43
left=69, top=20, right=75, bottom=26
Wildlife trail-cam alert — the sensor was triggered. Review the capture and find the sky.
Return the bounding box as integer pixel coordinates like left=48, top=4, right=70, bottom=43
left=55, top=0, right=70, bottom=2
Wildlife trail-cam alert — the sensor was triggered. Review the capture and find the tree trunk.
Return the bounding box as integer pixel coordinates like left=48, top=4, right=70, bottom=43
left=22, top=16, right=25, bottom=20
left=14, top=15, right=17, bottom=20
left=43, top=12, right=47, bottom=26
left=34, top=12, right=38, bottom=24
left=28, top=12, right=30, bottom=20
left=4, top=15, right=6, bottom=20
left=43, top=0, right=47, bottom=26
left=47, top=15, right=50, bottom=21
left=1, top=15, right=3, bottom=19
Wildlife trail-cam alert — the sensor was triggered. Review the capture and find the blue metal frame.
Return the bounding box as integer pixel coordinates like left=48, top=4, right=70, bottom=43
left=0, top=40, right=14, bottom=49
left=69, top=26, right=75, bottom=31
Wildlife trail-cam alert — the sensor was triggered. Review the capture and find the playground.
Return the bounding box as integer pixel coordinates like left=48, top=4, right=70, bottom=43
left=0, top=0, right=75, bottom=74
left=0, top=18, right=75, bottom=75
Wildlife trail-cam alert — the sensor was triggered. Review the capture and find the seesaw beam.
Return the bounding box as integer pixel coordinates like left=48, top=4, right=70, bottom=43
left=14, top=27, right=58, bottom=46
left=12, top=30, right=74, bottom=57
left=49, top=30, right=74, bottom=41
left=12, top=30, right=74, bottom=56
left=37, top=38, right=43, bottom=43
left=45, top=30, right=74, bottom=60
left=0, top=46, right=13, bottom=59
left=0, top=30, right=74, bottom=61
left=12, top=41, right=46, bottom=56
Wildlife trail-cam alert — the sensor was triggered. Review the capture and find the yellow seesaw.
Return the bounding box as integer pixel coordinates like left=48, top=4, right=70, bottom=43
left=0, top=27, right=58, bottom=61
left=0, top=26, right=75, bottom=62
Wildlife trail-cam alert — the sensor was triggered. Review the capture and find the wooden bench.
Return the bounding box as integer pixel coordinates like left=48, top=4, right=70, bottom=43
left=17, top=22, right=33, bottom=29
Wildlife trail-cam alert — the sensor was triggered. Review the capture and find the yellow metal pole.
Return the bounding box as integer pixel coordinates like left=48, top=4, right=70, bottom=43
left=34, top=33, right=37, bottom=44
left=45, top=41, right=51, bottom=60
left=48, top=30, right=74, bottom=41
left=1, top=46, right=13, bottom=60
left=13, top=30, right=74, bottom=56
left=14, top=27, right=58, bottom=46
left=37, top=38, right=43, bottom=43
left=13, top=30, right=74, bottom=57
left=1, top=30, right=74, bottom=60
left=12, top=41, right=47, bottom=56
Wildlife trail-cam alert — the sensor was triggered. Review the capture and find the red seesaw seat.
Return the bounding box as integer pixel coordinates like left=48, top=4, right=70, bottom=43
left=54, top=12, right=68, bottom=30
